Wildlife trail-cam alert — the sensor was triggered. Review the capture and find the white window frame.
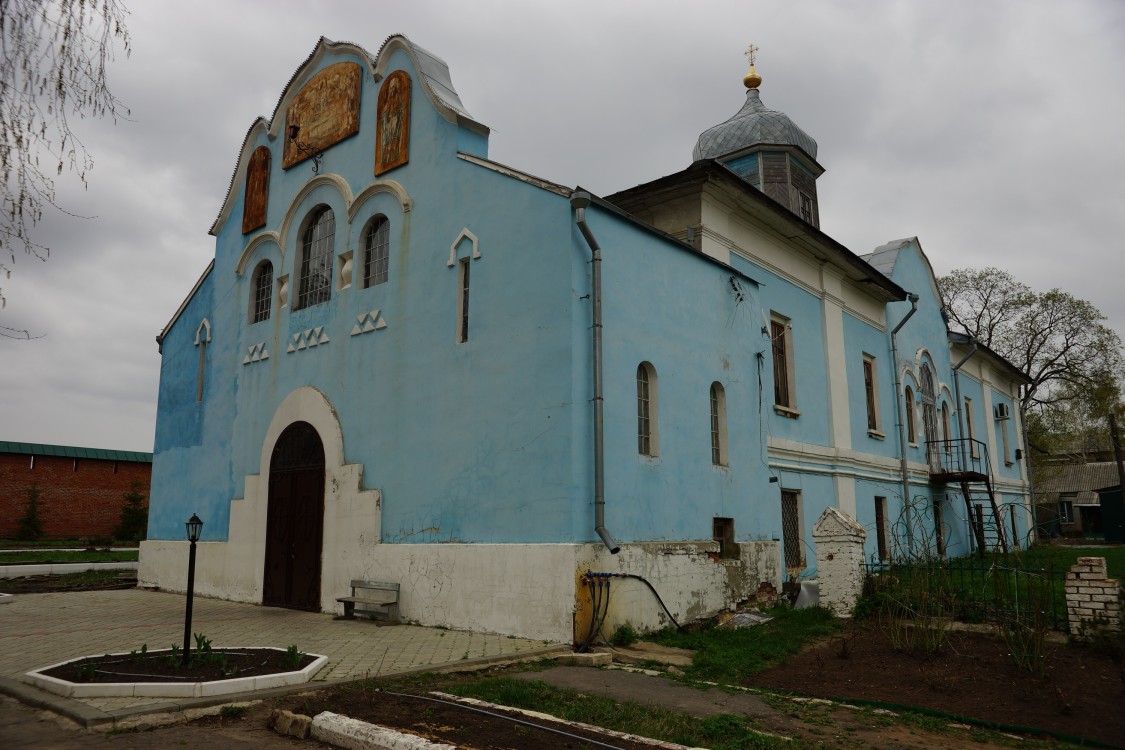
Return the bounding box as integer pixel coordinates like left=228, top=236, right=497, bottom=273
left=637, top=362, right=659, bottom=457
left=904, top=385, right=917, bottom=445
left=455, top=257, right=470, bottom=343
left=1058, top=498, right=1074, bottom=525
left=863, top=353, right=883, bottom=436
left=770, top=312, right=798, bottom=417
left=295, top=206, right=335, bottom=310
left=249, top=260, right=273, bottom=324
left=363, top=215, right=390, bottom=288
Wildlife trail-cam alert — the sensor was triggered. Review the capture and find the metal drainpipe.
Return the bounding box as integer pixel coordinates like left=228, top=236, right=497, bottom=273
left=891, top=293, right=920, bottom=555
left=571, top=191, right=620, bottom=554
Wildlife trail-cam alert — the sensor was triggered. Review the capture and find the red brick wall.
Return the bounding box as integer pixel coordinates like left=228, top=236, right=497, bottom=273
left=0, top=453, right=151, bottom=540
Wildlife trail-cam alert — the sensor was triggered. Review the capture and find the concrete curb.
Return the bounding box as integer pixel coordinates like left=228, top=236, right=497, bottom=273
left=25, top=648, right=327, bottom=698
left=0, top=642, right=570, bottom=728
left=312, top=711, right=457, bottom=749
left=0, top=561, right=138, bottom=578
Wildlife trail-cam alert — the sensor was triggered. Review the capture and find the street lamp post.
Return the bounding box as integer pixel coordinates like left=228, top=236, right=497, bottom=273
left=182, top=514, right=203, bottom=667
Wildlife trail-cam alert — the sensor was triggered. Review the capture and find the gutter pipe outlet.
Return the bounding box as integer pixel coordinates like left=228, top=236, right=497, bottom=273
left=891, top=293, right=920, bottom=555
left=572, top=190, right=620, bottom=554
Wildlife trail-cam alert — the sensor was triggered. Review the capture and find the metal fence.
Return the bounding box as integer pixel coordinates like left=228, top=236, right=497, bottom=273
left=863, top=556, right=1067, bottom=631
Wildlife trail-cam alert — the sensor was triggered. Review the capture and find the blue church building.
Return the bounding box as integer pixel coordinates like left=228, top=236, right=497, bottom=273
left=140, top=36, right=1032, bottom=642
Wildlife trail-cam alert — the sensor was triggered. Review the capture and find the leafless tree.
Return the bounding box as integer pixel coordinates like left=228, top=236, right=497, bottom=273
left=1, top=0, right=130, bottom=337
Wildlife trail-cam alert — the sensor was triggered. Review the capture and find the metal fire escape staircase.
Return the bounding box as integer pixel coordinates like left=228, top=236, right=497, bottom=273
left=926, top=438, right=1009, bottom=556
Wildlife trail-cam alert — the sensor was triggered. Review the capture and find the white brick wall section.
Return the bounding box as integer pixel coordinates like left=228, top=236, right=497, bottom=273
left=812, top=507, right=867, bottom=617
left=1065, top=557, right=1123, bottom=640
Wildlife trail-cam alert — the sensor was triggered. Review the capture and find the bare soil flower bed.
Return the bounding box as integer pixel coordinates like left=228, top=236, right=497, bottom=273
left=42, top=648, right=316, bottom=683
left=747, top=623, right=1125, bottom=747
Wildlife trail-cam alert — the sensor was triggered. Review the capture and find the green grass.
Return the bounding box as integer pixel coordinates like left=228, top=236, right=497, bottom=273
left=1010, top=544, right=1125, bottom=579
left=0, top=549, right=138, bottom=564
left=448, top=677, right=788, bottom=750
left=647, top=606, right=841, bottom=684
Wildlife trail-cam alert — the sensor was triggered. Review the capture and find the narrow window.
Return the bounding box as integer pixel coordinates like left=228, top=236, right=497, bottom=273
left=456, top=257, right=471, bottom=343
left=874, top=496, right=889, bottom=562
left=363, top=216, right=390, bottom=288
left=863, top=354, right=880, bottom=432
left=637, top=363, right=659, bottom=456
left=710, top=382, right=728, bottom=466
left=904, top=386, right=916, bottom=444
left=941, top=402, right=952, bottom=444
left=999, top=406, right=1012, bottom=465
left=965, top=397, right=978, bottom=458
left=780, top=490, right=805, bottom=570
left=250, top=261, right=273, bottom=324
left=1058, top=497, right=1075, bottom=524
left=799, top=193, right=812, bottom=223
left=196, top=338, right=206, bottom=403
left=296, top=207, right=335, bottom=310
left=712, top=517, right=737, bottom=559
left=933, top=497, right=946, bottom=556
left=770, top=314, right=795, bottom=412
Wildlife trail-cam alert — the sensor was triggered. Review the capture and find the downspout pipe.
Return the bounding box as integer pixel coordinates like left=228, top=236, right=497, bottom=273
left=891, top=293, right=920, bottom=555
left=571, top=191, right=620, bottom=554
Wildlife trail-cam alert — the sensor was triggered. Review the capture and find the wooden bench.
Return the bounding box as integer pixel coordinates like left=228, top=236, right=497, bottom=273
left=336, top=580, right=400, bottom=624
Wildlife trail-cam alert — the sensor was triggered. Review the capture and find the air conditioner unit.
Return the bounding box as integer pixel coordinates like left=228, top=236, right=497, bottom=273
left=994, top=403, right=1010, bottom=420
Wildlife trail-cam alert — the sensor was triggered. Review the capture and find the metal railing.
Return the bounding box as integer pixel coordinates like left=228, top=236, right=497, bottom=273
left=925, top=437, right=991, bottom=479
left=864, top=556, right=1066, bottom=631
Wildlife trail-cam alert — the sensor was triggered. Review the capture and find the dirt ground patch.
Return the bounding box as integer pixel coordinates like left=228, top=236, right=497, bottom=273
left=0, top=572, right=135, bottom=594
left=748, top=622, right=1125, bottom=747
left=41, top=648, right=316, bottom=683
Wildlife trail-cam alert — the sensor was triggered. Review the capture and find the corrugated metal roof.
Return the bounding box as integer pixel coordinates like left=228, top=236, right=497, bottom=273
left=0, top=441, right=152, bottom=463
left=1035, top=462, right=1120, bottom=503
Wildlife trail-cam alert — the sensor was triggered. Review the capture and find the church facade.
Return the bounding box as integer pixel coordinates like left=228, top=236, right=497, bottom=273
left=140, top=36, right=1032, bottom=642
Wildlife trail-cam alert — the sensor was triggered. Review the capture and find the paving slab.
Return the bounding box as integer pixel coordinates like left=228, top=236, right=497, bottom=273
left=0, top=588, right=566, bottom=726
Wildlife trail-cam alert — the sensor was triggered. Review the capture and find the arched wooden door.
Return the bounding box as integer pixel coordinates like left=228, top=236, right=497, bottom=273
left=263, top=421, right=324, bottom=611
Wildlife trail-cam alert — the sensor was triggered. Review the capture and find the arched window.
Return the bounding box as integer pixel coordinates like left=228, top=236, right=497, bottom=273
left=363, top=216, right=390, bottom=288
left=710, top=382, right=728, bottom=466
left=250, top=261, right=273, bottom=324
left=295, top=207, right=335, bottom=309
left=637, top=362, right=659, bottom=456
left=904, top=386, right=916, bottom=444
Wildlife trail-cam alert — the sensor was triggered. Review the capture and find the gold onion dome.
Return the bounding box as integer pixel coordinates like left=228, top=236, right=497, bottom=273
left=743, top=64, right=762, bottom=90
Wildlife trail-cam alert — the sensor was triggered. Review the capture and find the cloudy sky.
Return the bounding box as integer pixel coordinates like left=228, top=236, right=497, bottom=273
left=2, top=0, right=1123, bottom=452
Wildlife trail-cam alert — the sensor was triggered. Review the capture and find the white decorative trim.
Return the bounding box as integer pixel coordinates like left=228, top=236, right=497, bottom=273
left=235, top=232, right=283, bottom=277
left=243, top=342, right=270, bottom=365
left=447, top=228, right=480, bottom=267
left=194, top=319, right=212, bottom=346
left=350, top=309, right=387, bottom=336
left=349, top=180, right=413, bottom=218
left=278, top=174, right=354, bottom=251
left=287, top=327, right=330, bottom=353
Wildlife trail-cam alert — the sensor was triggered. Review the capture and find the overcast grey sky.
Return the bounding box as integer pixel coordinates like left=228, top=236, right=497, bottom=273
left=2, top=0, right=1123, bottom=452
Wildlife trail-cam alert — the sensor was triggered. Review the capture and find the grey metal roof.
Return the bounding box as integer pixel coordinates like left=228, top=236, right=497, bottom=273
left=861, top=238, right=917, bottom=277
left=0, top=441, right=152, bottom=463
left=398, top=38, right=472, bottom=119
left=694, top=89, right=818, bottom=162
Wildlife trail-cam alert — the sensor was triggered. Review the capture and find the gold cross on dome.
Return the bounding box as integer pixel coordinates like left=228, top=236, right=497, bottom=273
left=745, top=44, right=759, bottom=67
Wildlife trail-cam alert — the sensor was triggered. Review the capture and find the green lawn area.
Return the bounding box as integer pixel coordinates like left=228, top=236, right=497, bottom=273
left=0, top=549, right=138, bottom=564
left=1011, top=544, right=1125, bottom=579
left=647, top=606, right=840, bottom=684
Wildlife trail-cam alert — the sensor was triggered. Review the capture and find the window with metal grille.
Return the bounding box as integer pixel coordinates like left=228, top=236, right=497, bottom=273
left=363, top=216, right=389, bottom=288
left=456, top=257, right=470, bottom=343
left=710, top=382, right=727, bottom=466
left=780, top=490, right=804, bottom=569
left=251, top=261, right=272, bottom=324
left=933, top=497, right=946, bottom=556
left=863, top=354, right=879, bottom=431
left=771, top=316, right=793, bottom=409
left=637, top=362, right=658, bottom=456
left=295, top=207, right=335, bottom=310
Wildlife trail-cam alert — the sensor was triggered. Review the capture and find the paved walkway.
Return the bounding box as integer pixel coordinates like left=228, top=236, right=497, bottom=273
left=0, top=589, right=565, bottom=724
